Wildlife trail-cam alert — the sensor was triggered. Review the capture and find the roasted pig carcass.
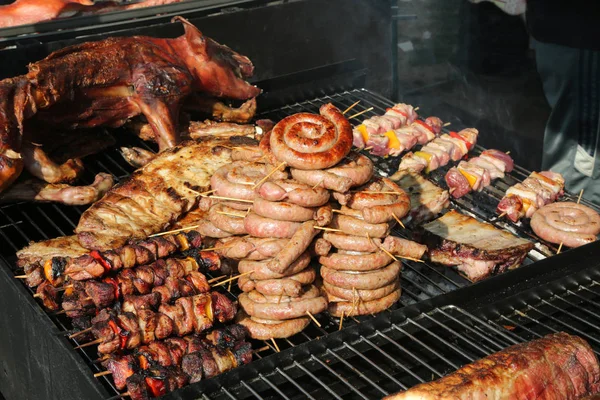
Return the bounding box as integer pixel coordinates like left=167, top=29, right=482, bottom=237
left=384, top=332, right=600, bottom=400
left=394, top=172, right=450, bottom=226
left=422, top=210, right=533, bottom=281
left=0, top=16, right=260, bottom=193
left=75, top=138, right=237, bottom=250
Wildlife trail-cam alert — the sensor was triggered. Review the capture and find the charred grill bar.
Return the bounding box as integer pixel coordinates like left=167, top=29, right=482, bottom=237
left=1, top=1, right=600, bottom=400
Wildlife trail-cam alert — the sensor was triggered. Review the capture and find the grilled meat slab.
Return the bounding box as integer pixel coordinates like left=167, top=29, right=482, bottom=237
left=76, top=139, right=234, bottom=250
left=422, top=210, right=533, bottom=281
left=394, top=171, right=449, bottom=226
left=385, top=332, right=600, bottom=400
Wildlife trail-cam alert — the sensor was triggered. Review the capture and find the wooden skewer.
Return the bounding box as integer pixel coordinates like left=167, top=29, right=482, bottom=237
left=208, top=275, right=228, bottom=284
left=356, top=190, right=403, bottom=195
left=216, top=210, right=246, bottom=218
left=314, top=226, right=343, bottom=232
left=14, top=275, right=28, bottom=279
left=253, top=345, right=270, bottom=354
left=54, top=310, right=67, bottom=315
left=74, top=338, right=103, bottom=349
left=343, top=100, right=361, bottom=115
left=33, top=293, right=42, bottom=298
left=497, top=212, right=507, bottom=219
left=253, top=161, right=287, bottom=189
left=198, top=189, right=216, bottom=196
left=212, top=271, right=253, bottom=287
left=414, top=107, right=420, bottom=111
left=347, top=107, right=374, bottom=120
left=94, top=370, right=112, bottom=378
left=391, top=212, right=406, bottom=229
left=201, top=244, right=235, bottom=252
left=149, top=225, right=201, bottom=238
left=69, top=327, right=92, bottom=339
left=350, top=287, right=358, bottom=315
left=399, top=256, right=425, bottom=263
left=505, top=151, right=511, bottom=155
left=448, top=187, right=456, bottom=195
left=577, top=189, right=584, bottom=204
left=270, top=338, right=280, bottom=353
left=378, top=245, right=398, bottom=262
left=443, top=122, right=451, bottom=127
left=363, top=146, right=373, bottom=151
left=338, top=310, right=345, bottom=331
left=208, top=195, right=254, bottom=203
left=228, top=273, right=233, bottom=292
left=557, top=242, right=563, bottom=254
left=306, top=310, right=321, bottom=327
left=312, top=180, right=324, bottom=189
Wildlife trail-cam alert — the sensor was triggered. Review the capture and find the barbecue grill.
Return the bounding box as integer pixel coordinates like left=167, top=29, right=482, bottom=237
left=0, top=1, right=599, bottom=399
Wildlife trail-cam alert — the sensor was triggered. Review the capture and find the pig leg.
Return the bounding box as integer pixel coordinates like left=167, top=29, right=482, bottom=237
left=22, top=142, right=84, bottom=183
left=185, top=95, right=257, bottom=123
left=136, top=99, right=182, bottom=151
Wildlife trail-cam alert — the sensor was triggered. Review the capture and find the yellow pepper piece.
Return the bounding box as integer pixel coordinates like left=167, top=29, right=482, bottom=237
left=414, top=151, right=433, bottom=173
left=457, top=167, right=478, bottom=188
left=384, top=130, right=401, bottom=149
left=357, top=125, right=369, bottom=143
left=522, top=198, right=532, bottom=213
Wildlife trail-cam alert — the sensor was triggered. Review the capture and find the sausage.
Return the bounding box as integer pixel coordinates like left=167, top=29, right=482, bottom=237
left=328, top=288, right=401, bottom=317
left=269, top=103, right=353, bottom=170
left=320, top=261, right=401, bottom=290
left=266, top=222, right=317, bottom=274
left=244, top=212, right=302, bottom=238
left=247, top=285, right=320, bottom=303
left=216, top=237, right=288, bottom=260
left=341, top=178, right=411, bottom=223
left=239, top=286, right=327, bottom=320
left=211, top=161, right=287, bottom=201
left=382, top=236, right=427, bottom=260
left=237, top=251, right=311, bottom=280
left=315, top=204, right=333, bottom=227
left=322, top=279, right=399, bottom=302
left=231, top=146, right=264, bottom=162
left=238, top=268, right=317, bottom=296
left=257, top=179, right=330, bottom=207
left=322, top=232, right=382, bottom=252
left=208, top=203, right=247, bottom=235
left=530, top=202, right=600, bottom=248
left=324, top=153, right=374, bottom=187
left=309, top=238, right=332, bottom=256
left=195, top=219, right=234, bottom=239
left=331, top=214, right=392, bottom=238
left=291, top=168, right=354, bottom=193
left=236, top=310, right=310, bottom=339
left=319, top=250, right=393, bottom=271
left=253, top=197, right=316, bottom=222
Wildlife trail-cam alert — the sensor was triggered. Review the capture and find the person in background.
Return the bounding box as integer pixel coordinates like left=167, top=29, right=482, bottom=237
left=470, top=0, right=600, bottom=205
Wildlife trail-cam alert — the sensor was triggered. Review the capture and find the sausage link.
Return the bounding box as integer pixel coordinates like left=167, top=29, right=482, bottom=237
left=238, top=268, right=317, bottom=296
left=257, top=179, right=330, bottom=207
left=291, top=168, right=354, bottom=193
left=239, top=286, right=327, bottom=320
left=238, top=251, right=311, bottom=280
left=322, top=279, right=399, bottom=302
left=319, top=250, right=393, bottom=271
left=247, top=285, right=320, bottom=303
left=328, top=288, right=401, bottom=317
left=322, top=232, right=382, bottom=252
left=236, top=310, right=310, bottom=339
left=382, top=236, right=427, bottom=260
left=266, top=222, right=317, bottom=274
left=320, top=261, right=401, bottom=290
left=208, top=203, right=247, bottom=235
left=253, top=198, right=316, bottom=222
left=244, top=212, right=302, bottom=238
left=331, top=214, right=392, bottom=238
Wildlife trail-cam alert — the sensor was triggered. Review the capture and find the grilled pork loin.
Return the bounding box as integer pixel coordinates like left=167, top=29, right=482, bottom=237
left=384, top=332, right=600, bottom=400
left=394, top=171, right=450, bottom=226
left=422, top=210, right=533, bottom=281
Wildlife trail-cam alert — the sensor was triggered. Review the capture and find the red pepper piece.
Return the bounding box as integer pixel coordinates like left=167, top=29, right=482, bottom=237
left=145, top=377, right=167, bottom=397
left=414, top=119, right=435, bottom=134
left=449, top=131, right=473, bottom=150
left=386, top=107, right=408, bottom=118
left=108, top=319, right=129, bottom=350
left=90, top=250, right=112, bottom=273
left=103, top=277, right=121, bottom=301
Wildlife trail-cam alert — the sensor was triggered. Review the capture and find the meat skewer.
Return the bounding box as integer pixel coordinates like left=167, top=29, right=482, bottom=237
left=445, top=149, right=514, bottom=199
left=497, top=170, right=565, bottom=222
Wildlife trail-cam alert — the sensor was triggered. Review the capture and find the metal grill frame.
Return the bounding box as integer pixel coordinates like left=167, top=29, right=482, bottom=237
left=1, top=88, right=599, bottom=400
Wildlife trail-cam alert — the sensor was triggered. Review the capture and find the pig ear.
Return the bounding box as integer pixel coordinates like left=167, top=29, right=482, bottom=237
left=172, top=16, right=206, bottom=48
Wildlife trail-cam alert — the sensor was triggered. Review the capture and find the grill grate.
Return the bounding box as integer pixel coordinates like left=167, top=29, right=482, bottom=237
left=1, top=88, right=598, bottom=399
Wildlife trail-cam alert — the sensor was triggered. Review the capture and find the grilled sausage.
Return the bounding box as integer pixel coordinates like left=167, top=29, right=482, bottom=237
left=216, top=237, right=288, bottom=260
left=323, top=232, right=382, bottom=252
left=244, top=212, right=302, bottom=238
left=530, top=202, right=600, bottom=248
left=231, top=146, right=264, bottom=162
left=266, top=221, right=317, bottom=274
left=331, top=214, right=392, bottom=238
left=321, top=261, right=401, bottom=290
left=319, top=250, right=393, bottom=271
left=253, top=198, right=316, bottom=221
left=339, top=177, right=411, bottom=223
left=324, top=153, right=374, bottom=187
left=194, top=219, right=234, bottom=239
left=328, top=288, right=401, bottom=317
left=382, top=236, right=427, bottom=260
left=211, top=161, right=277, bottom=201
left=238, top=267, right=317, bottom=296
left=239, top=286, right=327, bottom=320
left=247, top=284, right=320, bottom=303
left=237, top=251, right=311, bottom=280
left=322, top=279, right=400, bottom=302
left=236, top=310, right=310, bottom=339
left=310, top=238, right=332, bottom=256
left=257, top=179, right=330, bottom=207
left=208, top=203, right=247, bottom=235
left=291, top=168, right=354, bottom=193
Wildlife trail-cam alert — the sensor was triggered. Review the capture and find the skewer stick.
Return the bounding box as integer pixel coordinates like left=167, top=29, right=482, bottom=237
left=351, top=287, right=358, bottom=315
left=314, top=226, right=343, bottom=232
left=347, top=107, right=374, bottom=120
left=14, top=275, right=28, bottom=279
left=306, top=310, right=321, bottom=327
left=213, top=271, right=254, bottom=287
left=33, top=293, right=42, bottom=298
left=54, top=310, right=67, bottom=315
left=198, top=189, right=216, bottom=196
left=363, top=146, right=373, bottom=151
left=378, top=245, right=398, bottom=262
left=342, top=100, right=361, bottom=115
left=106, top=392, right=130, bottom=400
left=270, top=338, right=280, bottom=353
left=208, top=275, right=228, bottom=284
left=253, top=161, right=287, bottom=189
left=253, top=345, right=270, bottom=354
left=443, top=122, right=451, bottom=127
left=216, top=210, right=246, bottom=218
left=338, top=311, right=345, bottom=331
left=505, top=151, right=511, bottom=155
left=94, top=371, right=112, bottom=378
left=577, top=189, right=584, bottom=204
left=497, top=212, right=507, bottom=219
left=208, top=195, right=254, bottom=203
left=228, top=273, right=233, bottom=292
left=414, top=107, right=420, bottom=111
left=448, top=187, right=456, bottom=195
left=69, top=327, right=92, bottom=339
left=557, top=242, right=563, bottom=254
left=357, top=191, right=403, bottom=195
left=149, top=225, right=201, bottom=238
left=74, top=338, right=103, bottom=349
left=391, top=212, right=406, bottom=229
left=399, top=256, right=425, bottom=263
left=312, top=180, right=324, bottom=189
left=201, top=244, right=235, bottom=252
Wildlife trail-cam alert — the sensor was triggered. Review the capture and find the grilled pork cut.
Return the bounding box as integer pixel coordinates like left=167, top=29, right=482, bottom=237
left=422, top=210, right=533, bottom=281
left=395, top=172, right=450, bottom=226
left=384, top=332, right=600, bottom=400
left=76, top=139, right=235, bottom=250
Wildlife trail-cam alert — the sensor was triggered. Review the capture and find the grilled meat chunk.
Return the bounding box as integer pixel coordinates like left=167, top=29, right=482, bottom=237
left=385, top=332, right=600, bottom=400
left=394, top=171, right=449, bottom=226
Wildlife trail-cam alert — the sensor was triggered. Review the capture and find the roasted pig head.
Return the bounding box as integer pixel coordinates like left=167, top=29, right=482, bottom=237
left=172, top=17, right=261, bottom=100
